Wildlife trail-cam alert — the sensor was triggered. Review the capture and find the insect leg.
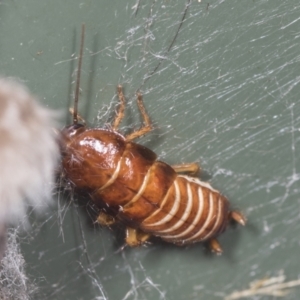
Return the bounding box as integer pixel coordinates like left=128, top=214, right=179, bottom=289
left=229, top=210, right=246, bottom=226
left=171, top=163, right=200, bottom=176
left=208, top=238, right=223, bottom=254
left=112, top=85, right=126, bottom=130
left=96, top=211, right=116, bottom=226
left=125, top=227, right=151, bottom=247
left=125, top=92, right=152, bottom=141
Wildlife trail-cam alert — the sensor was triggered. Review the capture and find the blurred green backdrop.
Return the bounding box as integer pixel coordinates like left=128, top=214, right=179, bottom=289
left=1, top=0, right=300, bottom=299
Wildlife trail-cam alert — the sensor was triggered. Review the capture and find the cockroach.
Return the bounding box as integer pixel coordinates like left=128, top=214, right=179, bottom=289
left=60, top=24, right=245, bottom=254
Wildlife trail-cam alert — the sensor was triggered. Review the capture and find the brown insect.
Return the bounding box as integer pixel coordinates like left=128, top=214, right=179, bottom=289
left=60, top=24, right=246, bottom=254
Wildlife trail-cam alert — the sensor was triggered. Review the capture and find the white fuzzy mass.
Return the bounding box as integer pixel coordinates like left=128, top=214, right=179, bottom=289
left=0, top=78, right=59, bottom=225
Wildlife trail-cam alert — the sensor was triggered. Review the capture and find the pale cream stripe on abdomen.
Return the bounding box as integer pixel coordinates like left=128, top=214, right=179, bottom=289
left=183, top=192, right=218, bottom=242
left=195, top=196, right=224, bottom=241
left=161, top=184, right=205, bottom=240
left=123, top=165, right=152, bottom=208
left=141, top=180, right=181, bottom=228
left=162, top=175, right=220, bottom=241
left=155, top=181, right=193, bottom=234
left=179, top=175, right=219, bottom=193
left=98, top=158, right=122, bottom=191
left=98, top=148, right=152, bottom=205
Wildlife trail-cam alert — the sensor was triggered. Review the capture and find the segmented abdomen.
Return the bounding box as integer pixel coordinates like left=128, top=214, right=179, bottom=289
left=91, top=142, right=229, bottom=244
left=141, top=175, right=229, bottom=244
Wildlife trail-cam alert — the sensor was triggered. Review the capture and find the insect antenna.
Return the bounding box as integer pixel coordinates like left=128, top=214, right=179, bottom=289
left=73, top=23, right=85, bottom=125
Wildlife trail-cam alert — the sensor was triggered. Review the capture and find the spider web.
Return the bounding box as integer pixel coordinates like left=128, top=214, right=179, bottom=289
left=1, top=0, right=300, bottom=299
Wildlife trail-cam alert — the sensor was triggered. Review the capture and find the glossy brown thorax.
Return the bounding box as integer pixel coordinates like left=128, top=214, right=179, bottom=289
left=62, top=126, right=127, bottom=191
left=61, top=124, right=178, bottom=217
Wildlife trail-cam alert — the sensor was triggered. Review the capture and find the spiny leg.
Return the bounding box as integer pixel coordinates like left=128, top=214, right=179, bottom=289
left=112, top=85, right=126, bottom=131
left=125, top=92, right=152, bottom=141
left=96, top=211, right=116, bottom=226
left=208, top=238, right=223, bottom=255
left=229, top=210, right=246, bottom=226
left=125, top=227, right=151, bottom=247
left=171, top=163, right=200, bottom=176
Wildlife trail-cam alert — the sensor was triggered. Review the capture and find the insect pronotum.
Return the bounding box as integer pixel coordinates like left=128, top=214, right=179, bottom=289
left=60, top=24, right=246, bottom=254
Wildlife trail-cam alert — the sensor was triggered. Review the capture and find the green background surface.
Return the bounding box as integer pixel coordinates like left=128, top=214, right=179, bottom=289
left=1, top=0, right=300, bottom=299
